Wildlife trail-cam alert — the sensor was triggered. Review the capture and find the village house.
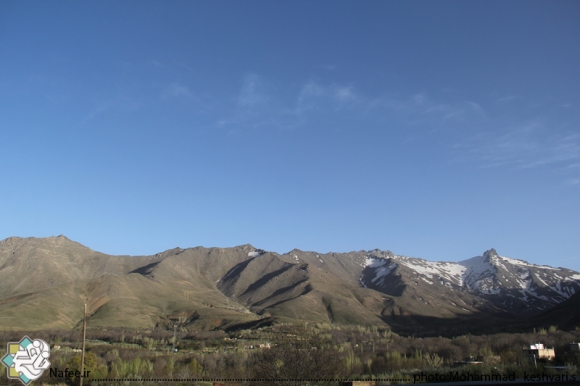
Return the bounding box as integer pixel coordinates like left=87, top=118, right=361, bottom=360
left=523, top=343, right=555, bottom=362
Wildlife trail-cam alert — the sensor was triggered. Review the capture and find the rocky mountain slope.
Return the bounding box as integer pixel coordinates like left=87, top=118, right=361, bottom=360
left=0, top=236, right=578, bottom=332
left=531, top=291, right=580, bottom=331
left=360, top=248, right=580, bottom=314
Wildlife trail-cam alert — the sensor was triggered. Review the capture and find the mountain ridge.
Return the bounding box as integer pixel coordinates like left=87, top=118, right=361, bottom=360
left=0, top=235, right=578, bottom=333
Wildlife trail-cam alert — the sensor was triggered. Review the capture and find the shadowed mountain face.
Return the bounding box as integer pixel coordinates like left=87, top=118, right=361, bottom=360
left=0, top=236, right=578, bottom=332
left=531, top=291, right=580, bottom=331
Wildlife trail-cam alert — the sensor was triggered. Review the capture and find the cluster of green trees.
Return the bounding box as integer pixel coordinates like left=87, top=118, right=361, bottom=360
left=0, top=324, right=578, bottom=385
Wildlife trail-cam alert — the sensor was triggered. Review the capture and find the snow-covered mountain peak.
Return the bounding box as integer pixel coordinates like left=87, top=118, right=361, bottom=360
left=458, top=253, right=499, bottom=294
left=483, top=248, right=498, bottom=259
left=358, top=249, right=580, bottom=314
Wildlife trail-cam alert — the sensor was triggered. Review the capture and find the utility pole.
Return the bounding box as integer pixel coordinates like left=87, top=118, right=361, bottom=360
left=80, top=304, right=87, bottom=386
left=172, top=324, right=177, bottom=352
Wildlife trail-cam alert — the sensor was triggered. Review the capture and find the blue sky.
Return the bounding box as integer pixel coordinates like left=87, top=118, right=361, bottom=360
left=1, top=1, right=579, bottom=271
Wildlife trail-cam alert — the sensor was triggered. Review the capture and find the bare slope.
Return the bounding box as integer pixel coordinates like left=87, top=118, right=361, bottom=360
left=0, top=236, right=578, bottom=332
left=217, top=251, right=387, bottom=325
left=0, top=235, right=160, bottom=296
left=0, top=237, right=261, bottom=330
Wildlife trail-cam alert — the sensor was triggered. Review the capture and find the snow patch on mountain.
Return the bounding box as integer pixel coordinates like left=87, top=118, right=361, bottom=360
left=394, top=256, right=465, bottom=286
left=363, top=255, right=398, bottom=284
left=358, top=248, right=580, bottom=312
left=499, top=256, right=560, bottom=270
left=458, top=255, right=496, bottom=290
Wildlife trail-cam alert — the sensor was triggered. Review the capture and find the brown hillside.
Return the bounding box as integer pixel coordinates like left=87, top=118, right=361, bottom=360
left=0, top=236, right=577, bottom=334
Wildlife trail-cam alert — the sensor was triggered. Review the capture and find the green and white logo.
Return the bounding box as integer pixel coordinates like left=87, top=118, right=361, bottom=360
left=1, top=336, right=51, bottom=385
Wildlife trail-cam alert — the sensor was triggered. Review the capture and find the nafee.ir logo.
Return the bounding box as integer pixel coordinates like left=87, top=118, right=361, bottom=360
left=1, top=336, right=51, bottom=385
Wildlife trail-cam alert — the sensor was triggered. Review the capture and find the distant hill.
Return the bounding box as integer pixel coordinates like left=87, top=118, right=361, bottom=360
left=0, top=236, right=578, bottom=333
left=531, top=291, right=580, bottom=331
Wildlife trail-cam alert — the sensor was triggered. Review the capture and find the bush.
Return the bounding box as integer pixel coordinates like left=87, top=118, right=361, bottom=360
left=65, top=352, right=108, bottom=383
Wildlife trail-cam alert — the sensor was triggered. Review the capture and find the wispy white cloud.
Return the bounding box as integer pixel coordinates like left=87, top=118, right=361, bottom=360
left=83, top=94, right=141, bottom=123
left=334, top=86, right=357, bottom=103
left=301, top=81, right=325, bottom=96
left=218, top=75, right=486, bottom=137
left=467, top=102, right=484, bottom=115
left=457, top=121, right=580, bottom=175
left=237, top=73, right=269, bottom=108
left=213, top=75, right=579, bottom=188
left=295, top=81, right=483, bottom=124
left=216, top=74, right=298, bottom=132
left=295, top=81, right=360, bottom=113
left=364, top=93, right=485, bottom=127
left=412, top=93, right=426, bottom=105
left=496, top=95, right=519, bottom=103
left=421, top=100, right=484, bottom=120
left=162, top=82, right=192, bottom=98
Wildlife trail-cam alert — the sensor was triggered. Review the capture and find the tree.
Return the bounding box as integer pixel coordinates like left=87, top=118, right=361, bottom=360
left=188, top=357, right=204, bottom=377
left=249, top=330, right=346, bottom=385
left=66, top=352, right=108, bottom=384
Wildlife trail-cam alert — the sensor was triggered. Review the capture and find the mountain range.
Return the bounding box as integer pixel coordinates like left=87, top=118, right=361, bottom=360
left=0, top=236, right=578, bottom=334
